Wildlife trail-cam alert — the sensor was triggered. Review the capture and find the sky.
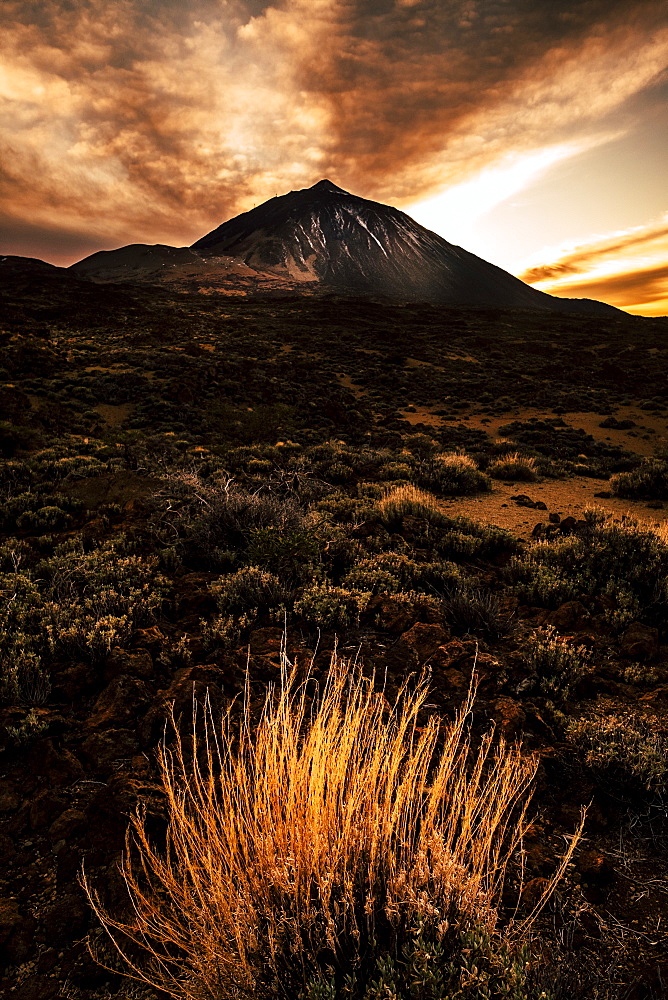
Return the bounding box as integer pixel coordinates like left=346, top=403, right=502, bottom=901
left=1, top=0, right=667, bottom=315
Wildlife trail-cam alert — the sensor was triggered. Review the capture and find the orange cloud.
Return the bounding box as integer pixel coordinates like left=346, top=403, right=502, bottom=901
left=519, top=215, right=668, bottom=315
left=0, top=0, right=667, bottom=265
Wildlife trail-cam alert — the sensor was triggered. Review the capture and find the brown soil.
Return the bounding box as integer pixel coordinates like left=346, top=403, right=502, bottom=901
left=92, top=403, right=134, bottom=427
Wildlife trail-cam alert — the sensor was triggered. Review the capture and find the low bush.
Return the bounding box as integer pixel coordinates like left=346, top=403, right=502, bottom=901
left=294, top=584, right=370, bottom=630
left=610, top=458, right=668, bottom=500
left=0, top=491, right=83, bottom=532
left=377, top=484, right=443, bottom=528
left=377, top=485, right=517, bottom=559
left=441, top=584, right=516, bottom=642
left=211, top=566, right=291, bottom=615
left=247, top=526, right=318, bottom=584
left=343, top=552, right=461, bottom=595
left=155, top=472, right=308, bottom=570
left=420, top=453, right=492, bottom=496
left=0, top=536, right=167, bottom=680
left=488, top=453, right=538, bottom=482
left=566, top=714, right=668, bottom=799
left=523, top=627, right=592, bottom=701
left=86, top=661, right=578, bottom=1000
left=0, top=651, right=51, bottom=706
left=509, top=511, right=668, bottom=624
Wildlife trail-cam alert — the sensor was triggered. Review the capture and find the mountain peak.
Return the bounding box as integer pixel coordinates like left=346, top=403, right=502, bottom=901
left=309, top=179, right=347, bottom=194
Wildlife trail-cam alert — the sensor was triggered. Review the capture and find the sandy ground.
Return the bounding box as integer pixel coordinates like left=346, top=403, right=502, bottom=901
left=465, top=406, right=668, bottom=459
left=398, top=404, right=668, bottom=458
left=396, top=403, right=668, bottom=538
left=439, top=476, right=668, bottom=540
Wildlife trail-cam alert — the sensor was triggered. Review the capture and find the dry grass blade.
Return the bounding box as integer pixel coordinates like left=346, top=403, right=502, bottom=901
left=83, top=655, right=579, bottom=999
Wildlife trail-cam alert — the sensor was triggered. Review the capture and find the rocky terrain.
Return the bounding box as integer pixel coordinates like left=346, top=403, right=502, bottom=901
left=1, top=260, right=668, bottom=998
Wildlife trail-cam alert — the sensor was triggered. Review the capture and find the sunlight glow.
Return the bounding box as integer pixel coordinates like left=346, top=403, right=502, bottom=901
left=405, top=143, right=587, bottom=249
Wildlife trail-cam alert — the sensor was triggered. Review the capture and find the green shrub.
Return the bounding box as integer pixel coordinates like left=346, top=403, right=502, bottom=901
left=377, top=486, right=518, bottom=562
left=211, top=566, right=291, bottom=614
left=0, top=491, right=82, bottom=532
left=441, top=584, right=515, bottom=641
left=343, top=552, right=461, bottom=595
left=420, top=453, right=492, bottom=496
left=0, top=535, right=167, bottom=674
left=0, top=651, right=51, bottom=707
left=510, top=512, right=668, bottom=622
left=295, top=584, right=370, bottom=630
left=16, top=505, right=73, bottom=532
left=247, top=526, right=318, bottom=584
left=610, top=459, right=668, bottom=500
left=523, top=627, right=592, bottom=700
left=377, top=461, right=413, bottom=481
left=301, top=922, right=538, bottom=1000
left=377, top=484, right=443, bottom=528
left=566, top=714, right=668, bottom=799
left=157, top=472, right=309, bottom=570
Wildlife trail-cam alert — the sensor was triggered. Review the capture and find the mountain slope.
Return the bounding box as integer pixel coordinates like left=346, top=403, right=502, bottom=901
left=70, top=180, right=617, bottom=313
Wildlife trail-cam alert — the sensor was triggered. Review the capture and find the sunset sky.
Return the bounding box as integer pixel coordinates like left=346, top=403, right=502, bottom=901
left=1, top=0, right=667, bottom=315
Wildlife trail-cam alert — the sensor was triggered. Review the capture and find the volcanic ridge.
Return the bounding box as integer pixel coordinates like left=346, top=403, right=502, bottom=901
left=12, top=180, right=617, bottom=313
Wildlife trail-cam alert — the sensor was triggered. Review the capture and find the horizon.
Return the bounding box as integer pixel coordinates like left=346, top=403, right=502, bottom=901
left=1, top=0, right=666, bottom=315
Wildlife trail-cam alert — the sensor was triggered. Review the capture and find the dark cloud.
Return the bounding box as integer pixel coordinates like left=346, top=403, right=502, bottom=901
left=521, top=262, right=582, bottom=283
left=0, top=0, right=666, bottom=263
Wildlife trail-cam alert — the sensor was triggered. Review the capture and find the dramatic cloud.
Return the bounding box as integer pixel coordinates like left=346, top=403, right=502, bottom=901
left=1, top=0, right=667, bottom=281
left=519, top=215, right=668, bottom=315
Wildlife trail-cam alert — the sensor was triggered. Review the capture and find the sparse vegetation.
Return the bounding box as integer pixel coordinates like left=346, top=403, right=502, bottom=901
left=1, top=285, right=667, bottom=999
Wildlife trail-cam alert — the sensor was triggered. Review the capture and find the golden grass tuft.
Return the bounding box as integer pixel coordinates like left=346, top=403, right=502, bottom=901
left=436, top=452, right=478, bottom=470
left=84, top=658, right=580, bottom=999
left=488, top=453, right=538, bottom=482
left=377, top=483, right=442, bottom=523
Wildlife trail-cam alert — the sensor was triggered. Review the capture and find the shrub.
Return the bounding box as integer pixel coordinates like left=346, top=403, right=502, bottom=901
left=16, top=505, right=73, bottom=532
left=85, top=662, right=579, bottom=1000
left=377, top=486, right=518, bottom=562
left=0, top=491, right=82, bottom=532
left=509, top=512, right=668, bottom=622
left=421, top=453, right=492, bottom=496
left=566, top=715, right=668, bottom=799
left=488, top=453, right=538, bottom=482
left=377, top=484, right=442, bottom=527
left=247, top=526, right=318, bottom=584
left=343, top=552, right=461, bottom=596
left=0, top=651, right=51, bottom=707
left=441, top=584, right=516, bottom=641
left=211, top=566, right=291, bottom=614
left=295, top=584, right=370, bottom=630
left=156, top=472, right=308, bottom=570
left=0, top=536, right=167, bottom=672
left=523, top=627, right=592, bottom=700
left=610, top=459, right=668, bottom=500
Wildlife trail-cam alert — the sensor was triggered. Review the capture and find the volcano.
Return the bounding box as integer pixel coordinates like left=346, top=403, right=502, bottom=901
left=70, top=180, right=615, bottom=313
